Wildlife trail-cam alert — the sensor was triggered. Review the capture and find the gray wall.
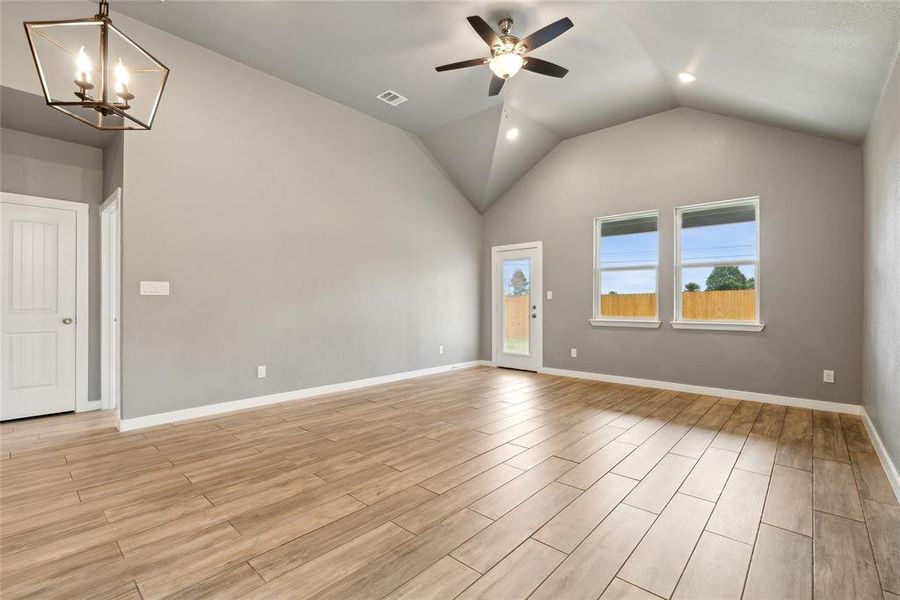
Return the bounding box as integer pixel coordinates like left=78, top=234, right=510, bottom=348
left=863, top=52, right=900, bottom=467
left=1, top=127, right=104, bottom=401
left=110, top=14, right=481, bottom=419
left=483, top=108, right=864, bottom=406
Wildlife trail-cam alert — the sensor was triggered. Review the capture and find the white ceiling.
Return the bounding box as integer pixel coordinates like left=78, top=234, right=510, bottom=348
left=114, top=1, right=900, bottom=143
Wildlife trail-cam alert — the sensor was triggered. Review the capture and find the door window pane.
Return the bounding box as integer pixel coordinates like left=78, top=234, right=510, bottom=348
left=502, top=258, right=530, bottom=355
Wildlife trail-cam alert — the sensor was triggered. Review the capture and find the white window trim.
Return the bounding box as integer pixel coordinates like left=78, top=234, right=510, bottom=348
left=673, top=196, right=763, bottom=332
left=593, top=209, right=660, bottom=325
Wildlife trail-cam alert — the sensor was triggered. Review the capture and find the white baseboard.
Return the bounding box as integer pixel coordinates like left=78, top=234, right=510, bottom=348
left=861, top=408, right=900, bottom=503
left=477, top=360, right=495, bottom=367
left=118, top=361, right=481, bottom=431
left=538, top=366, right=861, bottom=415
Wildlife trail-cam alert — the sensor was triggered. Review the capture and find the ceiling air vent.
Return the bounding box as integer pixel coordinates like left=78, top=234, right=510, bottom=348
left=377, top=90, right=408, bottom=107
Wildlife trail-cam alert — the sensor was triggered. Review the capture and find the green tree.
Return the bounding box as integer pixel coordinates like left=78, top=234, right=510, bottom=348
left=684, top=282, right=701, bottom=292
left=746, top=277, right=755, bottom=289
left=705, top=266, right=749, bottom=291
left=608, top=291, right=618, bottom=295
left=509, top=269, right=529, bottom=296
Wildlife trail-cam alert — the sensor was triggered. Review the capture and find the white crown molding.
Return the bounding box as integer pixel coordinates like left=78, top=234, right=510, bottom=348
left=537, top=366, right=860, bottom=415
left=118, top=361, right=481, bottom=431
left=861, top=408, right=900, bottom=503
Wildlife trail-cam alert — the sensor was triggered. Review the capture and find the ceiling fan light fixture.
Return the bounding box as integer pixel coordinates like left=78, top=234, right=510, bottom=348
left=489, top=52, right=524, bottom=79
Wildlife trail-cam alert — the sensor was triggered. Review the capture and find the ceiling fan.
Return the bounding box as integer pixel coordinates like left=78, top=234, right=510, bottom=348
left=436, top=15, right=574, bottom=96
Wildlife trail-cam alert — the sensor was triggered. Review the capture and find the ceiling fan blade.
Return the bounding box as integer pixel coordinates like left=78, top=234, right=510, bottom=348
left=467, top=16, right=501, bottom=48
left=488, top=75, right=505, bottom=96
left=518, top=17, right=574, bottom=52
left=435, top=58, right=489, bottom=72
left=522, top=57, right=569, bottom=78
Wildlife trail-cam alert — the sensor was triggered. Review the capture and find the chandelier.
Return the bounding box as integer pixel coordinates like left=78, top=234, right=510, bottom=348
left=24, top=0, right=169, bottom=130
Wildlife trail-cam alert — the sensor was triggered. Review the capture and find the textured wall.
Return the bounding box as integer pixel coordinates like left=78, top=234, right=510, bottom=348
left=863, top=51, right=900, bottom=468
left=483, top=108, right=864, bottom=406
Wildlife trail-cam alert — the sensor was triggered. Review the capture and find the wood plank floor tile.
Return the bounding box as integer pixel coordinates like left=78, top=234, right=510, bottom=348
left=619, top=493, right=714, bottom=597
left=763, top=464, right=813, bottom=536
left=452, top=481, right=579, bottom=573
left=623, top=453, right=696, bottom=514
left=743, top=523, right=812, bottom=600
left=556, top=440, right=637, bottom=490
left=469, top=457, right=575, bottom=520
left=242, top=522, right=414, bottom=600
left=382, top=556, right=480, bottom=600
left=813, top=411, right=850, bottom=463
left=671, top=531, right=752, bottom=600
left=1, top=367, right=893, bottom=600
left=394, top=464, right=522, bottom=534
left=705, top=468, right=769, bottom=544
left=670, top=398, right=739, bottom=459
left=862, top=499, right=900, bottom=594
left=709, top=401, right=761, bottom=453
left=852, top=452, right=899, bottom=506
left=530, top=504, right=656, bottom=600
left=814, top=458, right=864, bottom=521
left=533, top=473, right=637, bottom=553
left=814, top=511, right=882, bottom=600
left=776, top=407, right=813, bottom=470
left=678, top=446, right=738, bottom=502
left=599, top=578, right=662, bottom=600
left=455, top=539, right=566, bottom=600
left=313, top=508, right=491, bottom=600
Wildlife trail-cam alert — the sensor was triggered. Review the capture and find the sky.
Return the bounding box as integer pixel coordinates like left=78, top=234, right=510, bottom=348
left=600, top=221, right=756, bottom=294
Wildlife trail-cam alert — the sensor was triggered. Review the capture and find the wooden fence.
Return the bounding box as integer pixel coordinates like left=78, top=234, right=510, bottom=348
left=503, top=295, right=530, bottom=341
left=600, top=289, right=755, bottom=321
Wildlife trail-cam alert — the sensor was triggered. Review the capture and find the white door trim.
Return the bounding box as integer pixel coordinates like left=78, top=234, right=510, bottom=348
left=0, top=192, right=91, bottom=413
left=101, top=189, right=121, bottom=413
left=491, top=241, right=543, bottom=370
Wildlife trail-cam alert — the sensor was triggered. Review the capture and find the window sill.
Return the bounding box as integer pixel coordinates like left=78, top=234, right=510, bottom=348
left=670, top=321, right=765, bottom=332
left=590, top=319, right=662, bottom=329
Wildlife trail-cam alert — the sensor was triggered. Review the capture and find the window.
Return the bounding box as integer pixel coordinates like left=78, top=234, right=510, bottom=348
left=674, top=197, right=763, bottom=331
left=592, top=210, right=660, bottom=327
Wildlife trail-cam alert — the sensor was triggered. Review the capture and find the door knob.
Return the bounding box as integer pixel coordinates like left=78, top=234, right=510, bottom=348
left=531, top=313, right=537, bottom=318
left=62, top=317, right=73, bottom=325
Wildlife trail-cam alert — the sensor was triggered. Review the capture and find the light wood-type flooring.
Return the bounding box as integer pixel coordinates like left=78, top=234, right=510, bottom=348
left=1, top=366, right=898, bottom=599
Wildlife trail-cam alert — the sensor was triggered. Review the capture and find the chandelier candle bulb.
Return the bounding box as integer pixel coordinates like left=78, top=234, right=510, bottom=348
left=74, top=47, right=94, bottom=90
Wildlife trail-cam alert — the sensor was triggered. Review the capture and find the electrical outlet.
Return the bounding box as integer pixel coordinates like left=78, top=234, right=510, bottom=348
left=257, top=365, right=266, bottom=379
left=546, top=291, right=553, bottom=300
left=823, top=369, right=834, bottom=384
left=570, top=348, right=577, bottom=358
left=439, top=344, right=444, bottom=355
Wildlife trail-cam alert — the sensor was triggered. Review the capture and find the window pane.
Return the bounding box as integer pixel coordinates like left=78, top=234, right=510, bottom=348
left=681, top=204, right=756, bottom=264
left=596, top=212, right=658, bottom=319
left=600, top=269, right=657, bottom=318
left=600, top=217, right=658, bottom=269
left=681, top=265, right=756, bottom=321
left=502, top=258, right=530, bottom=355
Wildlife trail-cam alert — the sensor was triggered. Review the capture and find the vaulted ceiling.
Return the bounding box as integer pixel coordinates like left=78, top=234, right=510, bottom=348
left=109, top=1, right=900, bottom=211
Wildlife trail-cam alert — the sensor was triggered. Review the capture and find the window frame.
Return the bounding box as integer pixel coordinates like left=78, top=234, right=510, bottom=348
left=672, top=196, right=764, bottom=332
left=591, top=209, right=661, bottom=328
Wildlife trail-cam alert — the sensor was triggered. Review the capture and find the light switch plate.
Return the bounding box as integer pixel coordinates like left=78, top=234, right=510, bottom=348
left=140, top=281, right=170, bottom=296
left=546, top=291, right=553, bottom=300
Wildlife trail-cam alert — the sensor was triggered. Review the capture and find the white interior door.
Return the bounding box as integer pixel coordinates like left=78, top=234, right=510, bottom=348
left=1, top=203, right=78, bottom=420
left=492, top=242, right=543, bottom=371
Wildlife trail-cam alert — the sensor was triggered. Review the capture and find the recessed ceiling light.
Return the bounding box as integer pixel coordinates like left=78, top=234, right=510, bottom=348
left=678, top=72, right=696, bottom=84
left=505, top=128, right=520, bottom=141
